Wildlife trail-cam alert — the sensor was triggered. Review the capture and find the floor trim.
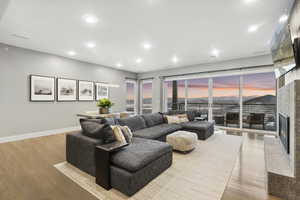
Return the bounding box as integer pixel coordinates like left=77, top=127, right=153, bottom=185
left=0, top=126, right=81, bottom=144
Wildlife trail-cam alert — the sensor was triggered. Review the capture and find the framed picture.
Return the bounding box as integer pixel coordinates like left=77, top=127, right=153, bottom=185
left=57, top=78, right=77, bottom=101
left=95, top=82, right=109, bottom=100
left=30, top=75, right=55, bottom=102
left=78, top=80, right=95, bottom=101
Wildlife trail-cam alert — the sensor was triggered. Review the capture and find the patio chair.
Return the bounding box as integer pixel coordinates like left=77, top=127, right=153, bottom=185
left=246, top=113, right=265, bottom=130
left=225, top=112, right=239, bottom=127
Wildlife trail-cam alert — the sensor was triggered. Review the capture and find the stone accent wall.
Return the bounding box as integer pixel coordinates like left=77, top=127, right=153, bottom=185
left=278, top=80, right=296, bottom=175
left=270, top=80, right=300, bottom=199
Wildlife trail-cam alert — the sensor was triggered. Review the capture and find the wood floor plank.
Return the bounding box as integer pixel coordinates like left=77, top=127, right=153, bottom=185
left=0, top=131, right=281, bottom=200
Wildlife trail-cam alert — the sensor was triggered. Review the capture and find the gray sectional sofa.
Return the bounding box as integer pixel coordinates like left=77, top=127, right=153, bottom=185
left=66, top=111, right=214, bottom=196
left=117, top=112, right=214, bottom=141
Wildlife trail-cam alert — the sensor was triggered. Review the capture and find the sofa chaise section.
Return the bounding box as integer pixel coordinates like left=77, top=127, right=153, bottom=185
left=181, top=121, right=215, bottom=140
left=110, top=137, right=173, bottom=196
left=66, top=130, right=173, bottom=196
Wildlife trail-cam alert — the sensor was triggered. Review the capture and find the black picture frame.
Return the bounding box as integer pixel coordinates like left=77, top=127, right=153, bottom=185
left=30, top=75, right=55, bottom=102
left=78, top=80, right=95, bottom=101
left=95, top=82, right=110, bottom=101
left=56, top=78, right=78, bottom=102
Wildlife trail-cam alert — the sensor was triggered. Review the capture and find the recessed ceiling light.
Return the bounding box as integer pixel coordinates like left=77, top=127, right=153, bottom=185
left=248, top=25, right=259, bottom=33
left=86, top=42, right=96, bottom=48
left=68, top=51, right=76, bottom=56
left=136, top=58, right=142, bottom=63
left=142, top=42, right=152, bottom=50
left=279, top=14, right=288, bottom=23
left=116, top=63, right=123, bottom=68
left=211, top=49, right=220, bottom=57
left=83, top=15, right=99, bottom=24
left=172, top=56, right=179, bottom=63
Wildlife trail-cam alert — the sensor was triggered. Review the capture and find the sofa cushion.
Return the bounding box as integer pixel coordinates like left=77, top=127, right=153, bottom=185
left=133, top=124, right=182, bottom=140
left=111, top=137, right=172, bottom=172
left=181, top=121, right=214, bottom=130
left=141, top=113, right=164, bottom=127
left=116, top=116, right=147, bottom=132
left=79, top=119, right=116, bottom=143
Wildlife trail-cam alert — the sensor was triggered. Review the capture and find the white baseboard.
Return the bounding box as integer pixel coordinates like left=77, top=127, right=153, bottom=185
left=0, top=126, right=81, bottom=144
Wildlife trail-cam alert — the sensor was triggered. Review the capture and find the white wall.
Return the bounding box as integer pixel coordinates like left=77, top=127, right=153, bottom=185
left=0, top=43, right=137, bottom=137
left=0, top=0, right=9, bottom=20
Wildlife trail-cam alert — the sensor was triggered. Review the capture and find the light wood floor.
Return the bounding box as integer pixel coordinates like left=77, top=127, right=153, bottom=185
left=0, top=131, right=280, bottom=200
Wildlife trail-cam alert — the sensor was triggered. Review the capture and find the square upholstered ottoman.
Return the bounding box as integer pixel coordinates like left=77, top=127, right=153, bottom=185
left=166, top=131, right=198, bottom=153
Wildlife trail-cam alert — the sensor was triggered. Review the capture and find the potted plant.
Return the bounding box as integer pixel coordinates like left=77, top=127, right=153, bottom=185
left=97, top=98, right=114, bottom=114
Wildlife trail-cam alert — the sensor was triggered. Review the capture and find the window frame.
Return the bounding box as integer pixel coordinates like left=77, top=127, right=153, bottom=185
left=162, top=69, right=277, bottom=132
left=125, top=79, right=138, bottom=114
left=140, top=79, right=153, bottom=114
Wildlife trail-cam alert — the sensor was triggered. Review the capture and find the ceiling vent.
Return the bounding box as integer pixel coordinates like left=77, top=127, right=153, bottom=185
left=11, top=34, right=30, bottom=40
left=252, top=50, right=269, bottom=55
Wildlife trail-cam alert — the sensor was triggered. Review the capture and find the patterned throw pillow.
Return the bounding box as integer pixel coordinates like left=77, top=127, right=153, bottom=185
left=110, top=125, right=127, bottom=143
left=177, top=114, right=189, bottom=123
left=119, top=126, right=133, bottom=143
left=165, top=115, right=180, bottom=124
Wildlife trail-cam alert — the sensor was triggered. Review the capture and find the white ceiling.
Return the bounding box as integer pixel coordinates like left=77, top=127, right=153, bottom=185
left=0, top=0, right=294, bottom=73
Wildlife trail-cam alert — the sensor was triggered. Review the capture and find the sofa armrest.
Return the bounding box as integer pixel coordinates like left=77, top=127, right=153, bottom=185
left=66, top=131, right=103, bottom=176
left=96, top=141, right=129, bottom=152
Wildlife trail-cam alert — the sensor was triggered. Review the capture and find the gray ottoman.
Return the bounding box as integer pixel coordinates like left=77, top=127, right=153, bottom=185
left=166, top=131, right=198, bottom=153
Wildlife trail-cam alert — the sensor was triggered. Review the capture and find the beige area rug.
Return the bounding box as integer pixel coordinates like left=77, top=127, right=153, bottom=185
left=54, top=133, right=242, bottom=200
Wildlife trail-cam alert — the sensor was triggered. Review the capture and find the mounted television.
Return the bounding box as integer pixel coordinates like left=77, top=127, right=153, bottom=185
left=271, top=22, right=297, bottom=78
left=279, top=113, right=290, bottom=154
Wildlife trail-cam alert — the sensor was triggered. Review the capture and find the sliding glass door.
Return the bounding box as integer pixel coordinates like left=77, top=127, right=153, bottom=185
left=187, top=78, right=209, bottom=120
left=165, top=80, right=186, bottom=111
left=163, top=70, right=277, bottom=131
left=242, top=72, right=276, bottom=131
left=212, top=75, right=240, bottom=127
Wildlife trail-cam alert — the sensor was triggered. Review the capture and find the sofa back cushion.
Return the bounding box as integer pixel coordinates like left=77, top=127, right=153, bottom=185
left=141, top=113, right=164, bottom=127
left=79, top=119, right=116, bottom=144
left=186, top=111, right=197, bottom=121
left=116, top=116, right=147, bottom=132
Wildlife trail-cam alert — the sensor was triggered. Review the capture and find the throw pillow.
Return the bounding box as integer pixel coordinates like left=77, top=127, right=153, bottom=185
left=111, top=125, right=127, bottom=143
left=80, top=119, right=116, bottom=144
left=119, top=126, right=133, bottom=143
left=165, top=115, right=180, bottom=124
left=177, top=114, right=189, bottom=123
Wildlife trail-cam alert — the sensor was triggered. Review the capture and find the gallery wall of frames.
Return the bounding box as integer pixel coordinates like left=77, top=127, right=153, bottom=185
left=30, top=75, right=110, bottom=102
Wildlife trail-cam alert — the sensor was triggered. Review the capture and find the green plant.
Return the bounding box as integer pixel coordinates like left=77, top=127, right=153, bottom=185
left=97, top=98, right=114, bottom=108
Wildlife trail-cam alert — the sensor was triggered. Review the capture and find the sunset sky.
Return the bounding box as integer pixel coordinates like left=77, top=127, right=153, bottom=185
left=127, top=72, right=276, bottom=102
left=166, top=72, right=276, bottom=99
